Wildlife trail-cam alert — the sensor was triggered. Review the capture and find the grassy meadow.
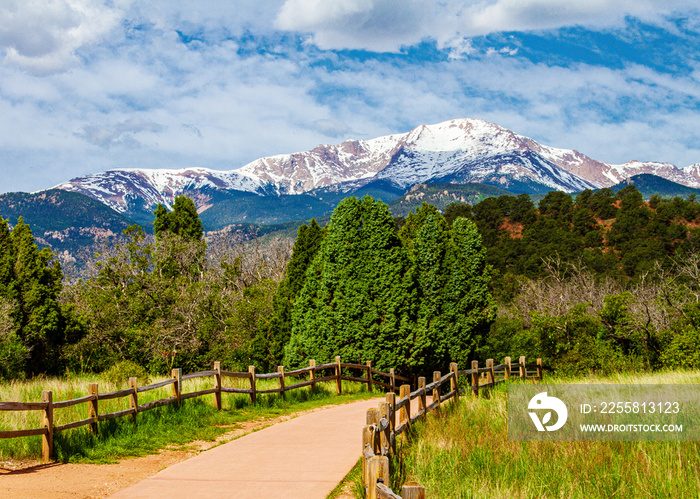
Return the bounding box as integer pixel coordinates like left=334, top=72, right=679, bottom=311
left=0, top=373, right=377, bottom=463
left=396, top=371, right=700, bottom=499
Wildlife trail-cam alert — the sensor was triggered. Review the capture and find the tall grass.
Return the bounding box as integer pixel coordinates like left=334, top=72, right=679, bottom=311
left=397, top=371, right=700, bottom=498
left=0, top=373, right=376, bottom=462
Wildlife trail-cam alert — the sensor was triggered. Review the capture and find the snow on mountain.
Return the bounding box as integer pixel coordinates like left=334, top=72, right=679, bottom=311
left=52, top=118, right=699, bottom=215
left=54, top=167, right=262, bottom=213
left=602, top=161, right=700, bottom=188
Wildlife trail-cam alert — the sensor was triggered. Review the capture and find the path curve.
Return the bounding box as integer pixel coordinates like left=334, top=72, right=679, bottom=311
left=109, top=398, right=387, bottom=499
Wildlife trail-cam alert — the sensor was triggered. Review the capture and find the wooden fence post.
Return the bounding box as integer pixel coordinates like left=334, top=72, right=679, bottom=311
left=309, top=359, right=316, bottom=392
left=450, top=362, right=459, bottom=402
left=214, top=361, right=222, bottom=410
left=248, top=365, right=257, bottom=405
left=367, top=456, right=390, bottom=499
left=129, top=377, right=138, bottom=420
left=417, top=377, right=426, bottom=417
left=519, top=356, right=526, bottom=378
left=399, top=384, right=410, bottom=429
left=386, top=391, right=396, bottom=454
left=88, top=383, right=98, bottom=434
left=390, top=368, right=396, bottom=393
left=171, top=368, right=182, bottom=404
left=471, top=361, right=479, bottom=398
left=367, top=407, right=380, bottom=454
left=433, top=371, right=441, bottom=409
left=362, top=421, right=375, bottom=484
left=366, top=360, right=373, bottom=392
left=504, top=356, right=512, bottom=379
left=486, top=359, right=495, bottom=387
left=41, top=390, right=53, bottom=462
left=537, top=358, right=543, bottom=379
left=335, top=356, right=342, bottom=395
left=386, top=392, right=396, bottom=434
left=378, top=401, right=390, bottom=455
left=278, top=366, right=286, bottom=399
left=402, top=482, right=426, bottom=499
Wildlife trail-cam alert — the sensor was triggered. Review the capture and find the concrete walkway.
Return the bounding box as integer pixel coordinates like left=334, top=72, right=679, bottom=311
left=109, top=398, right=387, bottom=499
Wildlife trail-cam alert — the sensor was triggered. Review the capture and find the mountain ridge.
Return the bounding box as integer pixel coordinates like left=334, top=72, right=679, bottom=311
left=51, top=118, right=699, bottom=221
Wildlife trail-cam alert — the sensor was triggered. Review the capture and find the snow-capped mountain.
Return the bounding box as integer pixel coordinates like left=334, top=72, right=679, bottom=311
left=54, top=167, right=262, bottom=214
left=52, top=118, right=699, bottom=217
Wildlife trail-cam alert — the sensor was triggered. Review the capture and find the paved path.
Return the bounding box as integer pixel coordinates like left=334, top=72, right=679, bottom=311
left=109, top=398, right=387, bottom=499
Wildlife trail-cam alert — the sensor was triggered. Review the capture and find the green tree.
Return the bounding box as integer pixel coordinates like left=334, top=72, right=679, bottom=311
left=284, top=197, right=415, bottom=373
left=264, top=220, right=324, bottom=370
left=0, top=218, right=65, bottom=375
left=153, top=196, right=204, bottom=241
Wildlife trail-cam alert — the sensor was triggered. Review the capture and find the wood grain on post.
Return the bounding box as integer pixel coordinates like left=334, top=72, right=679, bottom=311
left=399, top=384, right=410, bottom=429
left=41, top=390, right=53, bottom=462
left=366, top=360, right=373, bottom=392
left=171, top=368, right=182, bottom=404
left=367, top=407, right=380, bottom=455
left=309, top=359, right=316, bottom=392
left=450, top=362, right=459, bottom=401
left=362, top=423, right=376, bottom=484
left=417, top=377, right=426, bottom=417
left=537, top=358, right=543, bottom=379
left=486, top=359, right=495, bottom=386
left=519, top=356, right=526, bottom=378
left=390, top=368, right=396, bottom=393
left=335, top=356, right=342, bottom=395
left=504, top=356, right=511, bottom=379
left=401, top=482, right=426, bottom=499
left=433, top=371, right=441, bottom=409
left=88, top=383, right=98, bottom=434
left=248, top=365, right=257, bottom=404
left=385, top=391, right=396, bottom=454
left=386, top=392, right=396, bottom=434
left=278, top=366, right=286, bottom=399
left=214, top=361, right=222, bottom=410
left=367, top=456, right=390, bottom=499
left=378, top=401, right=390, bottom=455
left=471, top=360, right=479, bottom=397
left=376, top=483, right=402, bottom=499
left=129, top=377, right=138, bottom=420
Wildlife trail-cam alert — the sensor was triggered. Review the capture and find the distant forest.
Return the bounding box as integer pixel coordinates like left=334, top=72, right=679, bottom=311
left=2, top=186, right=700, bottom=381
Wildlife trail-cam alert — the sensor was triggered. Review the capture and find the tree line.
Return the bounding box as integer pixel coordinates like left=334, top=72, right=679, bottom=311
left=3, top=186, right=700, bottom=380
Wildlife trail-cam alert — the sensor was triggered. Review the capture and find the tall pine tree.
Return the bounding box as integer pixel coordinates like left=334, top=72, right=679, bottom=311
left=261, top=219, right=323, bottom=370
left=284, top=197, right=415, bottom=373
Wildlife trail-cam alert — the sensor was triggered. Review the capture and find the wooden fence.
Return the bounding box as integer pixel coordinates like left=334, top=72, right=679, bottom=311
left=363, top=356, right=543, bottom=499
left=0, top=356, right=411, bottom=462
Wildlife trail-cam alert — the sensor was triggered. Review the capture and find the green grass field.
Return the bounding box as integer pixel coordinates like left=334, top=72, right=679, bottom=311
left=0, top=374, right=377, bottom=463
left=396, top=371, right=700, bottom=498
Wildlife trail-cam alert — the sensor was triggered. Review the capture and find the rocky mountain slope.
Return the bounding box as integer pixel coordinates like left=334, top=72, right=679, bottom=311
left=50, top=117, right=699, bottom=223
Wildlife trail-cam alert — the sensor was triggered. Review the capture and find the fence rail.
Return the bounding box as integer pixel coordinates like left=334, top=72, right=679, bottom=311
left=361, top=355, right=542, bottom=499
left=0, top=355, right=432, bottom=462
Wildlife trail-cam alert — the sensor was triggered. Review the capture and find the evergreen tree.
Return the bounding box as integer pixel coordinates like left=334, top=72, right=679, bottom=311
left=3, top=218, right=65, bottom=375
left=284, top=197, right=415, bottom=372
left=153, top=197, right=206, bottom=278
left=262, top=219, right=323, bottom=370
left=154, top=196, right=203, bottom=241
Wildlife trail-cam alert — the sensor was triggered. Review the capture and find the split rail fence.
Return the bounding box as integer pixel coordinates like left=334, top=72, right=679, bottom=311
left=363, top=356, right=543, bottom=499
left=0, top=356, right=410, bottom=462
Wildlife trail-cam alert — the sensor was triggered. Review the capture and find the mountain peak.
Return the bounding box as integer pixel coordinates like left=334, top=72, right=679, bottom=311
left=51, top=117, right=698, bottom=217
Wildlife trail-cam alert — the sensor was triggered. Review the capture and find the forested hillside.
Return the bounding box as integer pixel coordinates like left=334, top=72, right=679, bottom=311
left=2, top=186, right=700, bottom=381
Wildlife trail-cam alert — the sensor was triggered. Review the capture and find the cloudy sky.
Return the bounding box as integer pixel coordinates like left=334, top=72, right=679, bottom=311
left=1, top=0, right=699, bottom=193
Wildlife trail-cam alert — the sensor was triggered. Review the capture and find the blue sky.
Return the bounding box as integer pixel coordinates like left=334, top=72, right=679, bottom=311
left=0, top=0, right=699, bottom=193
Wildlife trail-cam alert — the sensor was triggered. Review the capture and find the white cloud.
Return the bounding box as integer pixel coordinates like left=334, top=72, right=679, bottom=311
left=75, top=118, right=166, bottom=148
left=274, top=0, right=699, bottom=52
left=0, top=0, right=126, bottom=74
